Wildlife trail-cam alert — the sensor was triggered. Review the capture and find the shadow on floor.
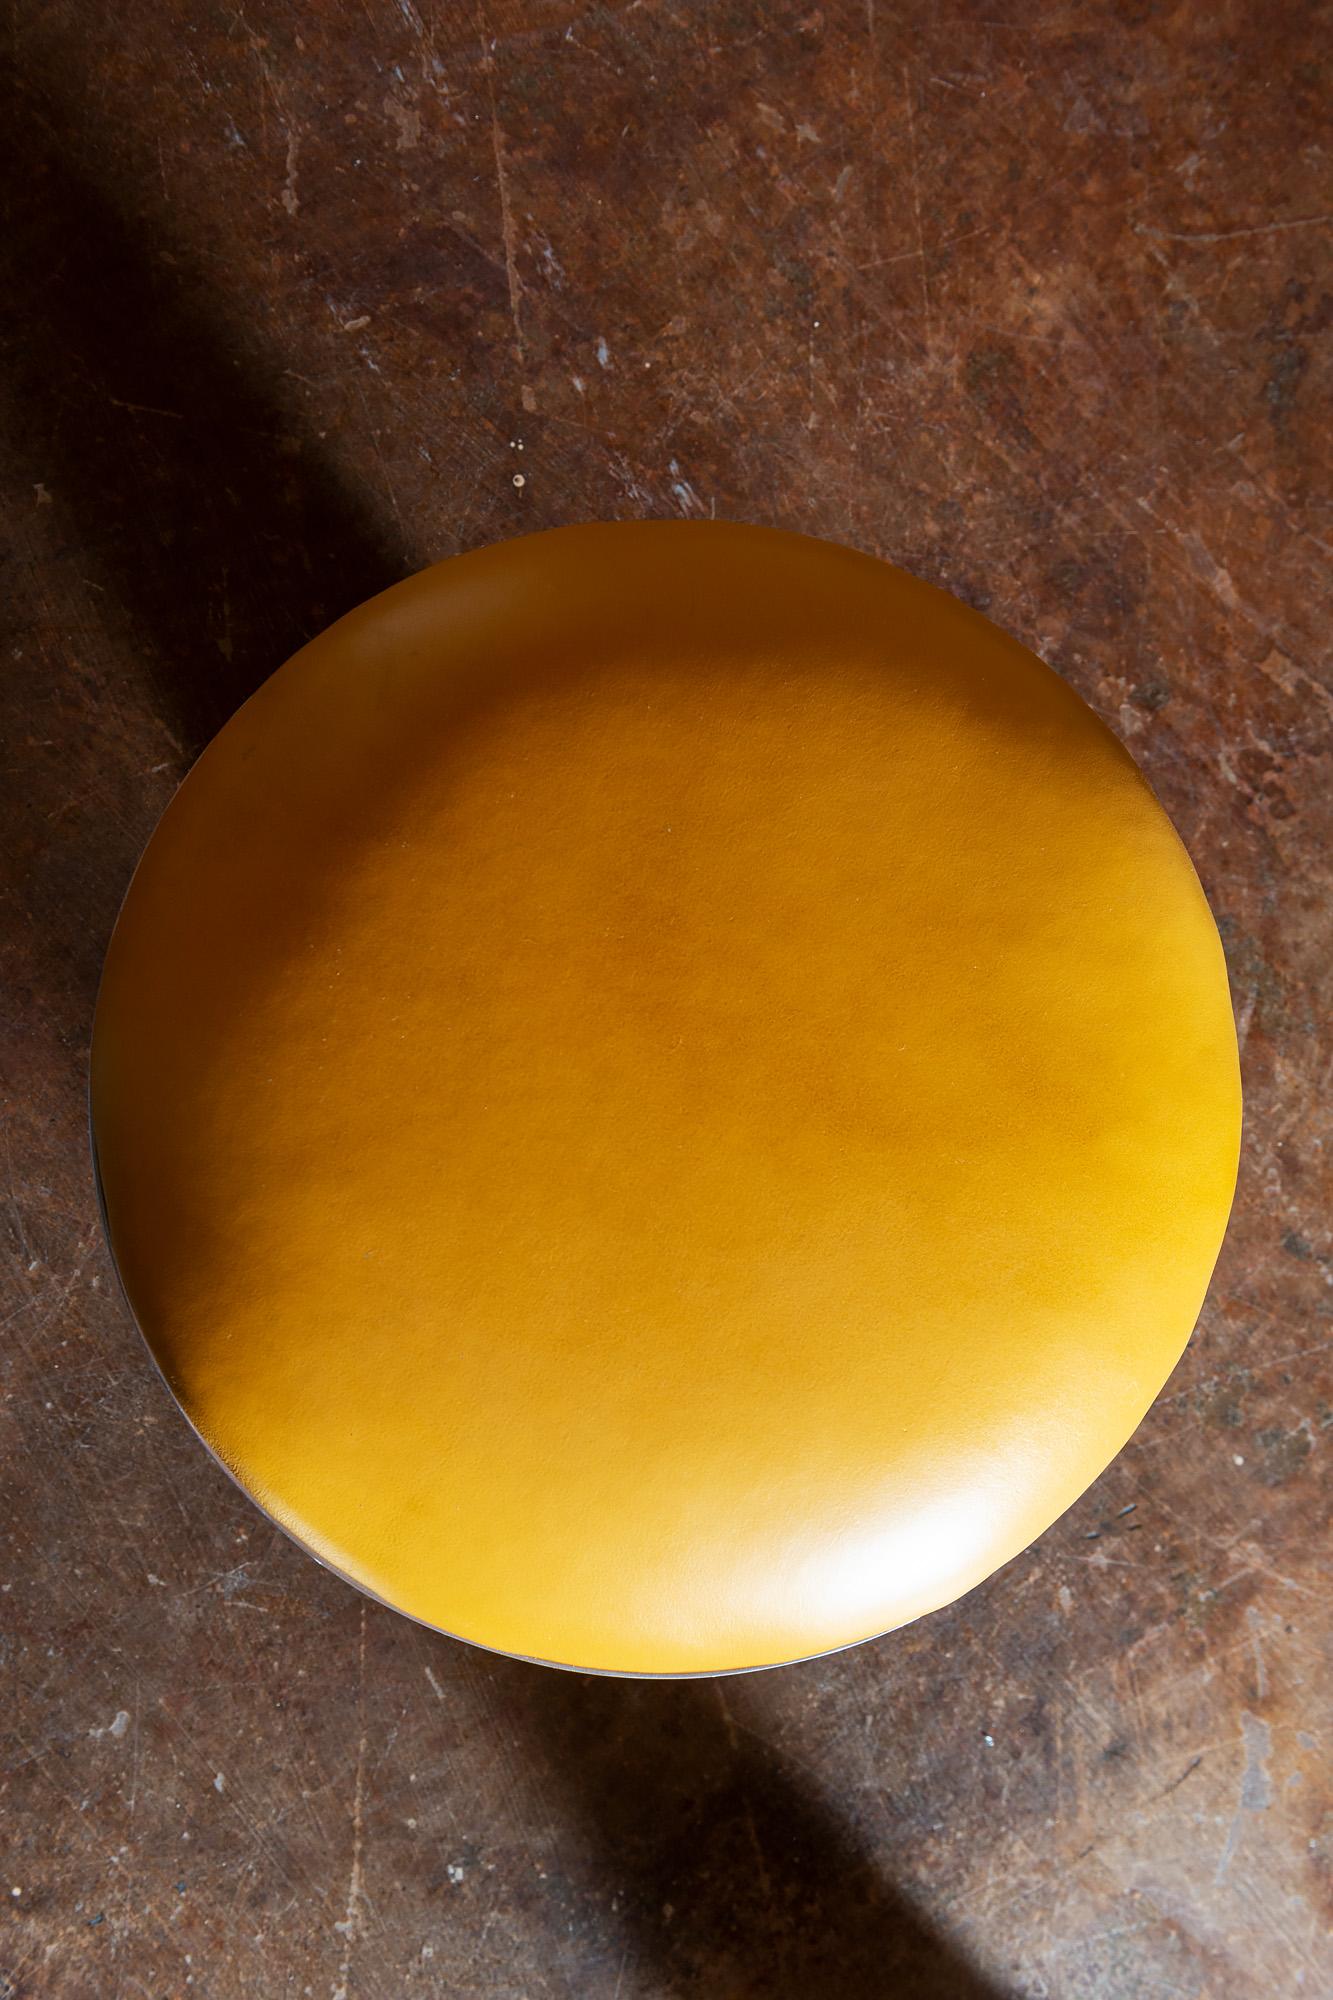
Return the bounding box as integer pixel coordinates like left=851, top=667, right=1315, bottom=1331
left=2, top=78, right=406, bottom=765
left=501, top=1664, right=1009, bottom=1999
left=6, top=64, right=1006, bottom=2000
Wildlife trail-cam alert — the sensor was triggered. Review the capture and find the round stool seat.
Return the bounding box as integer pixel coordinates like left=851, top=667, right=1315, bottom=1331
left=92, top=522, right=1240, bottom=1674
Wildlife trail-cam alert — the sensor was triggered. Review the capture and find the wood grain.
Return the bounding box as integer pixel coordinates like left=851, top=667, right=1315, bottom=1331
left=2, top=2, right=1328, bottom=1994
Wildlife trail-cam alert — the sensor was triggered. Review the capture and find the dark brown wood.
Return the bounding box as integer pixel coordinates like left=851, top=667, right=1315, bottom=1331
left=2, top=3, right=1329, bottom=1994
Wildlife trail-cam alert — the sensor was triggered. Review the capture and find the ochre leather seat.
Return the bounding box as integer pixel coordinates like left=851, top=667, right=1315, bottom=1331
left=92, top=522, right=1240, bottom=1674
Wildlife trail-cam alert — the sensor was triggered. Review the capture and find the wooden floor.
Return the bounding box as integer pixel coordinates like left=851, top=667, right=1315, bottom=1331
left=2, top=3, right=1329, bottom=1994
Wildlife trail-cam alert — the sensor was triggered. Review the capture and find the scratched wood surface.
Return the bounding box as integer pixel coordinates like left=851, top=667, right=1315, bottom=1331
left=2, top=2, right=1330, bottom=1995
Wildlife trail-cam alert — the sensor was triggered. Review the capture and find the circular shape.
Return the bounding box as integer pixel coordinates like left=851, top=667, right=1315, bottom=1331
left=91, top=522, right=1240, bottom=1674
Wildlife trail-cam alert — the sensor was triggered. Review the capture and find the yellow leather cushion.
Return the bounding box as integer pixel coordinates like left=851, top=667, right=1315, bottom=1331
left=92, top=523, right=1240, bottom=1674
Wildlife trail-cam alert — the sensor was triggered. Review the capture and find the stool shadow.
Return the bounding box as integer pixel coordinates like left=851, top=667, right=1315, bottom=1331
left=3, top=78, right=406, bottom=767
left=495, top=1662, right=1010, bottom=1999
left=10, top=66, right=1005, bottom=2000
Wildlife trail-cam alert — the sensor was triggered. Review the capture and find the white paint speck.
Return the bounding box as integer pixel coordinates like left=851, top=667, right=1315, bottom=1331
left=1233, top=1454, right=1245, bottom=1465
left=596, top=337, right=610, bottom=369
left=512, top=473, right=526, bottom=489
left=982, top=1733, right=995, bottom=1747
left=213, top=1772, right=225, bottom=1793
left=446, top=1863, right=465, bottom=1884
